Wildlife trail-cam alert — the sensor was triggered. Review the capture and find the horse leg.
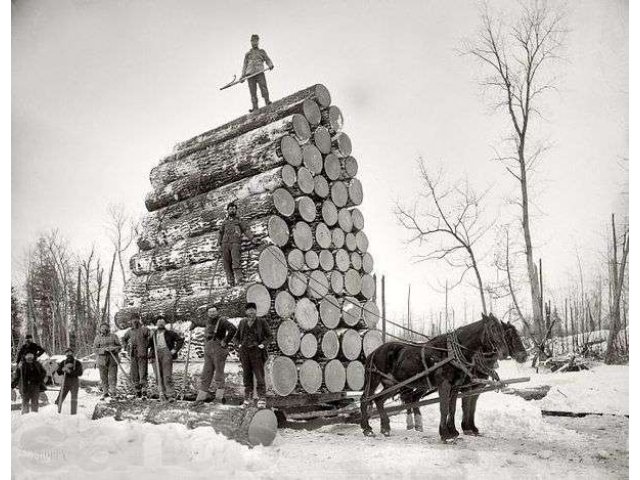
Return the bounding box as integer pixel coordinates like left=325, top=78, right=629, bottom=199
left=401, top=390, right=414, bottom=430
left=413, top=406, right=423, bottom=432
left=405, top=408, right=414, bottom=430
left=376, top=394, right=392, bottom=436
left=438, top=381, right=453, bottom=441
left=360, top=374, right=380, bottom=437
left=446, top=387, right=459, bottom=438
left=463, top=394, right=481, bottom=435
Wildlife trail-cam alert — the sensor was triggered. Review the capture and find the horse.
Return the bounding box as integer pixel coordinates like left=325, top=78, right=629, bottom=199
left=401, top=319, right=528, bottom=435
left=359, top=313, right=523, bottom=441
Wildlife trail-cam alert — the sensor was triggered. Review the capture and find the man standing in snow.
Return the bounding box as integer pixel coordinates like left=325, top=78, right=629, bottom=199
left=93, top=322, right=122, bottom=399
left=11, top=352, right=47, bottom=414
left=234, top=302, right=273, bottom=408
left=55, top=347, right=83, bottom=415
left=122, top=313, right=151, bottom=398
left=15, top=334, right=46, bottom=366
left=148, top=317, right=184, bottom=402
left=240, top=34, right=274, bottom=112
left=193, top=306, right=237, bottom=404
left=219, top=201, right=259, bottom=286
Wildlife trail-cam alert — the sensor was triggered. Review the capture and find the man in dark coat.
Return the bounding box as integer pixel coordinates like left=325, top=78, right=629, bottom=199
left=219, top=201, right=259, bottom=286
left=12, top=352, right=47, bottom=414
left=122, top=314, right=151, bottom=398
left=148, top=317, right=184, bottom=401
left=234, top=302, right=273, bottom=407
left=241, top=34, right=274, bottom=112
left=193, top=306, right=237, bottom=404
left=55, top=347, right=83, bottom=415
left=16, top=334, right=46, bottom=365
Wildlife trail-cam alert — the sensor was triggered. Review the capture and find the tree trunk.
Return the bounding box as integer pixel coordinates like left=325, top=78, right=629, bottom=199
left=92, top=400, right=278, bottom=447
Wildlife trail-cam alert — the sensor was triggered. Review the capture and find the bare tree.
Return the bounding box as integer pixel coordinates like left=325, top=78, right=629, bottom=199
left=605, top=213, right=629, bottom=363
left=106, top=203, right=138, bottom=295
left=395, top=160, right=493, bottom=314
left=465, top=1, right=566, bottom=331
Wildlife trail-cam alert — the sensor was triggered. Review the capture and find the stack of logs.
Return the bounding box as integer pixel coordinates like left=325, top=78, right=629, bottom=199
left=115, top=84, right=383, bottom=397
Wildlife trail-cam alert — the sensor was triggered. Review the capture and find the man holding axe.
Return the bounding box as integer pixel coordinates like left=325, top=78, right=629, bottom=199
left=55, top=347, right=83, bottom=415
left=241, top=34, right=274, bottom=112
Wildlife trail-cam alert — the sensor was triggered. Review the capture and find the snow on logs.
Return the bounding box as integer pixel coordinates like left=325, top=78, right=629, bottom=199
left=120, top=84, right=378, bottom=396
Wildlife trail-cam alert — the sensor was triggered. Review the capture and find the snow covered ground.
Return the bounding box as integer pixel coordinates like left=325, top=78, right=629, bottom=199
left=12, top=361, right=628, bottom=479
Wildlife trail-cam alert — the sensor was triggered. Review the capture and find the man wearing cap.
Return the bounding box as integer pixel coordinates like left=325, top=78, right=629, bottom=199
left=233, top=302, right=273, bottom=407
left=55, top=348, right=83, bottom=415
left=148, top=317, right=184, bottom=402
left=11, top=352, right=47, bottom=414
left=93, top=322, right=122, bottom=399
left=241, top=34, right=274, bottom=112
left=219, top=201, right=259, bottom=286
left=122, top=313, right=151, bottom=398
left=193, top=306, right=237, bottom=404
left=15, top=334, right=46, bottom=366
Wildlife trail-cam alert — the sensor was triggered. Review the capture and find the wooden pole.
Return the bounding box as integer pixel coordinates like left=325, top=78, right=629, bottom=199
left=381, top=275, right=386, bottom=343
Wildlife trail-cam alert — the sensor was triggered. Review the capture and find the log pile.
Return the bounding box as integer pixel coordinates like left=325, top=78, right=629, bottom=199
left=115, top=84, right=382, bottom=397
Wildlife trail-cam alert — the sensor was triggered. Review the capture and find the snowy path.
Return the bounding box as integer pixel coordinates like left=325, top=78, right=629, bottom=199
left=11, top=362, right=628, bottom=479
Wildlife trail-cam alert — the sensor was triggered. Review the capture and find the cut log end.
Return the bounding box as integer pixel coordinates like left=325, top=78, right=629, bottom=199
left=300, top=333, right=318, bottom=358
left=315, top=223, right=332, bottom=249
left=277, top=319, right=301, bottom=356
left=331, top=181, right=349, bottom=208
left=313, top=176, right=330, bottom=199
left=302, top=144, right=323, bottom=175
left=313, top=84, right=332, bottom=108
left=266, top=356, right=298, bottom=396
left=362, top=329, right=383, bottom=357
left=245, top=283, right=271, bottom=317
left=275, top=291, right=296, bottom=319
left=362, top=300, right=380, bottom=329
left=307, top=270, right=329, bottom=299
left=295, top=297, right=319, bottom=331
left=297, top=167, right=315, bottom=195
left=297, top=196, right=317, bottom=223
left=321, top=200, right=338, bottom=227
left=333, top=132, right=353, bottom=158
left=339, top=328, right=362, bottom=361
left=292, top=114, right=312, bottom=142
left=349, top=178, right=364, bottom=206
left=346, top=361, right=365, bottom=391
left=324, top=359, right=346, bottom=393
left=258, top=246, right=288, bottom=289
left=288, top=271, right=308, bottom=297
left=302, top=99, right=322, bottom=126
left=268, top=215, right=290, bottom=247
left=280, top=135, right=303, bottom=166
left=292, top=221, right=314, bottom=251
left=321, top=330, right=340, bottom=359
left=299, top=360, right=322, bottom=394
left=319, top=295, right=341, bottom=329
left=273, top=188, right=295, bottom=217
left=313, top=126, right=332, bottom=154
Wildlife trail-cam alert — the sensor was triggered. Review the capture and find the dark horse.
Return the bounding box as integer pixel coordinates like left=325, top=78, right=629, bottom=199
left=360, top=313, right=528, bottom=441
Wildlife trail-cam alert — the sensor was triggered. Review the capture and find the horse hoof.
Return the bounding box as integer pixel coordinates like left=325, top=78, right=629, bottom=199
left=382, top=431, right=391, bottom=437
left=463, top=429, right=480, bottom=436
left=414, top=426, right=423, bottom=432
left=363, top=430, right=376, bottom=437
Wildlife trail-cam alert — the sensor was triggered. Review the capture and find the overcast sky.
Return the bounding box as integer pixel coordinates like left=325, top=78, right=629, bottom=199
left=12, top=0, right=628, bottom=328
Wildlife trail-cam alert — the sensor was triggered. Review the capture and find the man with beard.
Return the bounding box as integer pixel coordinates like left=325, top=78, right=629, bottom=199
left=55, top=347, right=83, bottom=415
left=122, top=313, right=151, bottom=398
left=219, top=201, right=259, bottom=286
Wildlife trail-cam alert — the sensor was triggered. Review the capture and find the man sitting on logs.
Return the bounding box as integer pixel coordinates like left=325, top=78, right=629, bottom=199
left=122, top=313, right=151, bottom=398
left=93, top=322, right=122, bottom=400
left=148, top=317, right=185, bottom=402
left=193, top=306, right=237, bottom=405
left=240, top=34, right=274, bottom=112
left=219, top=201, right=259, bottom=286
left=55, top=347, right=83, bottom=415
left=234, top=302, right=273, bottom=408
left=11, top=352, right=47, bottom=414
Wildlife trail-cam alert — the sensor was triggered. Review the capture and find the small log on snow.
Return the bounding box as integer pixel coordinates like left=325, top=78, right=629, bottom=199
left=313, top=176, right=330, bottom=199
left=331, top=132, right=352, bottom=158
left=246, top=283, right=272, bottom=317
left=298, top=360, right=323, bottom=394
left=344, top=269, right=362, bottom=296
left=342, top=297, right=363, bottom=326
left=295, top=298, right=319, bottom=331
left=315, top=223, right=332, bottom=249
left=321, top=330, right=340, bottom=359
left=92, top=400, right=278, bottom=447
left=313, top=126, right=332, bottom=154
left=319, top=295, right=341, bottom=329
left=300, top=333, right=318, bottom=358
left=276, top=319, right=301, bottom=356
left=150, top=114, right=311, bottom=188
left=329, top=271, right=344, bottom=295
left=273, top=188, right=296, bottom=217
left=258, top=246, right=288, bottom=289
left=351, top=208, right=365, bottom=231
left=302, top=144, right=323, bottom=175
left=323, top=359, right=346, bottom=393
left=338, top=208, right=353, bottom=233
left=146, top=135, right=302, bottom=211
left=305, top=250, right=320, bottom=269
left=356, top=230, right=369, bottom=253
left=362, top=252, right=374, bottom=273
left=307, top=270, right=329, bottom=299
left=360, top=274, right=375, bottom=300
left=350, top=252, right=362, bottom=270
left=319, top=250, right=335, bottom=271
left=337, top=328, right=362, bottom=360
left=362, top=301, right=380, bottom=329
left=330, top=181, right=349, bottom=208
left=361, top=329, right=383, bottom=357
left=321, top=106, right=344, bottom=136
left=172, top=84, right=330, bottom=154
left=274, top=291, right=296, bottom=318
left=335, top=249, right=351, bottom=272
left=292, top=221, right=314, bottom=251
left=321, top=200, right=339, bottom=226
left=346, top=360, right=365, bottom=391
left=267, top=215, right=290, bottom=247
left=266, top=356, right=298, bottom=396
left=287, top=249, right=305, bottom=271
left=297, top=166, right=315, bottom=195
left=288, top=271, right=308, bottom=297
left=332, top=228, right=346, bottom=249
left=296, top=196, right=317, bottom=223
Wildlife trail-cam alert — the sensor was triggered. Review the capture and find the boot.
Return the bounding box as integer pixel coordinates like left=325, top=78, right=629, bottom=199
left=214, top=388, right=225, bottom=403
left=193, top=390, right=210, bottom=405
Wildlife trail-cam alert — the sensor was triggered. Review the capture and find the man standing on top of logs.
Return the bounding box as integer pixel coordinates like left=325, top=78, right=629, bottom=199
left=240, top=34, right=274, bottom=112
left=55, top=347, right=83, bottom=415
left=148, top=317, right=185, bottom=402
left=219, top=201, right=260, bottom=286
left=193, top=306, right=237, bottom=405
left=122, top=313, right=151, bottom=399
left=234, top=302, right=273, bottom=408
left=15, top=334, right=46, bottom=366
left=93, top=322, right=122, bottom=399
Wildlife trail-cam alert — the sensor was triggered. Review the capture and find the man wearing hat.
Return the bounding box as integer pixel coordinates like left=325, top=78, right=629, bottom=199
left=219, top=201, right=259, bottom=286
left=55, top=348, right=83, bottom=415
left=240, top=34, right=274, bottom=112
left=15, top=334, right=46, bottom=366
left=122, top=313, right=151, bottom=398
left=93, top=322, right=122, bottom=399
left=148, top=317, right=184, bottom=402
left=11, top=352, right=47, bottom=414
left=233, top=302, right=273, bottom=407
left=193, top=306, right=237, bottom=404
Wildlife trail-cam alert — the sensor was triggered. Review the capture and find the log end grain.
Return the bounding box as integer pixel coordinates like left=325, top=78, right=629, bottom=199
left=245, top=283, right=271, bottom=317
left=274, top=290, right=296, bottom=318
left=300, top=333, right=318, bottom=358
left=330, top=181, right=348, bottom=208
left=346, top=360, right=365, bottom=391
left=315, top=223, right=332, bottom=250
left=276, top=319, right=301, bottom=356
left=319, top=295, right=341, bottom=329
left=313, top=126, right=332, bottom=154
left=294, top=297, right=319, bottom=331
left=307, top=270, right=329, bottom=299
left=302, top=144, right=323, bottom=175
left=280, top=135, right=303, bottom=167
left=313, top=175, right=330, bottom=199
left=313, top=84, right=332, bottom=109
left=292, top=114, right=312, bottom=143
left=296, top=167, right=315, bottom=195
left=292, top=221, right=313, bottom=251
left=349, top=178, right=364, bottom=206
left=273, top=188, right=295, bottom=217
left=298, top=360, right=322, bottom=394
left=321, top=330, right=340, bottom=359
left=267, top=215, right=290, bottom=247
left=333, top=132, right=352, bottom=157
left=302, top=99, right=322, bottom=126
left=324, top=359, right=346, bottom=393
left=266, top=356, right=298, bottom=396
left=339, top=328, right=362, bottom=361
left=362, top=329, right=383, bottom=357
left=362, top=300, right=380, bottom=329
left=258, top=246, right=288, bottom=289
left=321, top=200, right=338, bottom=227
left=288, top=271, right=308, bottom=297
